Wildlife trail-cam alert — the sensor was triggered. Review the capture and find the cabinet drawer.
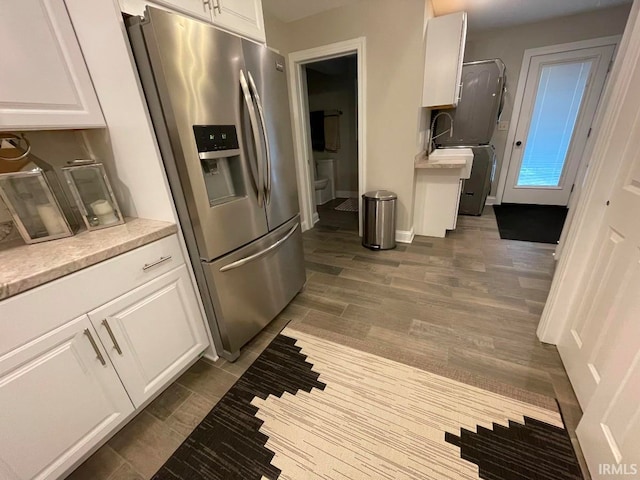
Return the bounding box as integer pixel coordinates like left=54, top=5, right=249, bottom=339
left=0, top=234, right=185, bottom=357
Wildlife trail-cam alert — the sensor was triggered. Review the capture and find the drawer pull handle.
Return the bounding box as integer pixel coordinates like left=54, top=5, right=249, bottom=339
left=219, top=223, right=298, bottom=272
left=142, top=255, right=172, bottom=271
left=102, top=319, right=123, bottom=355
left=84, top=329, right=106, bottom=366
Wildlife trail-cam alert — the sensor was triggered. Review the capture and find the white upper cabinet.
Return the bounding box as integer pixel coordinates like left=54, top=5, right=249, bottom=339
left=210, top=0, right=266, bottom=43
left=119, top=0, right=266, bottom=43
left=0, top=315, right=133, bottom=480
left=0, top=0, right=105, bottom=131
left=121, top=0, right=210, bottom=21
left=422, top=11, right=467, bottom=108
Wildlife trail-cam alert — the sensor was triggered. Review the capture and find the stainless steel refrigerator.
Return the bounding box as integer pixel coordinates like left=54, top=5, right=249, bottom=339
left=127, top=8, right=305, bottom=361
left=434, top=59, right=506, bottom=215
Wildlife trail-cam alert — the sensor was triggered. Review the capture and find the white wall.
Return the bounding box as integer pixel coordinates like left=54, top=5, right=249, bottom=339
left=464, top=4, right=631, bottom=197
left=265, top=0, right=433, bottom=231
left=307, top=61, right=358, bottom=195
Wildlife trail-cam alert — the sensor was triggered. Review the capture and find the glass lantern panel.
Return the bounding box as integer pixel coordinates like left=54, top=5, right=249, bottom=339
left=68, top=166, right=121, bottom=227
left=0, top=175, right=68, bottom=240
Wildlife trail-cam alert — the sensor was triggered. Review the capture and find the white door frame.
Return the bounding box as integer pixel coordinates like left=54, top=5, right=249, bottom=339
left=288, top=38, right=367, bottom=234
left=495, top=36, right=621, bottom=205
left=538, top=3, right=639, bottom=344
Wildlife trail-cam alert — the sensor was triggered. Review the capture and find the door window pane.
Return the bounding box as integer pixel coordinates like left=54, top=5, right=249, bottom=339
left=517, top=61, right=592, bottom=187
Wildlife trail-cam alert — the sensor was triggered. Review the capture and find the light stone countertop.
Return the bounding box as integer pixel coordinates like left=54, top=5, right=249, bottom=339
left=0, top=218, right=177, bottom=301
left=414, top=151, right=467, bottom=169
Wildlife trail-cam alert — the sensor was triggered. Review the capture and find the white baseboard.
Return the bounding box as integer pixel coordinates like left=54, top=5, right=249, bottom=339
left=395, top=228, right=415, bottom=244
left=485, top=196, right=498, bottom=206
left=312, top=212, right=320, bottom=225
left=336, top=190, right=359, bottom=198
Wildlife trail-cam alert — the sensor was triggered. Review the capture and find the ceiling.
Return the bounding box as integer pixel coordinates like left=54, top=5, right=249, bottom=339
left=263, top=0, right=632, bottom=30
left=432, top=0, right=632, bottom=31
left=263, top=0, right=360, bottom=23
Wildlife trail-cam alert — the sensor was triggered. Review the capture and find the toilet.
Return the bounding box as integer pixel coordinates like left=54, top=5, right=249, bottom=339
left=314, top=158, right=336, bottom=205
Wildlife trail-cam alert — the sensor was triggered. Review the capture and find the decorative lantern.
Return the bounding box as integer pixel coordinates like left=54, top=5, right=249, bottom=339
left=62, top=160, right=124, bottom=231
left=0, top=134, right=78, bottom=244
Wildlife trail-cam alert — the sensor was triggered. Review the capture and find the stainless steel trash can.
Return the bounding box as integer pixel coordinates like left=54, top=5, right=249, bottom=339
left=362, top=190, right=397, bottom=250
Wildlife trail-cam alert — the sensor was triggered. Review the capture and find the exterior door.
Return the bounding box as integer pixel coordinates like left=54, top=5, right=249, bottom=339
left=88, top=266, right=208, bottom=407
left=557, top=36, right=640, bottom=474
left=503, top=44, right=615, bottom=205
left=136, top=8, right=268, bottom=261
left=0, top=315, right=133, bottom=480
left=243, top=41, right=300, bottom=231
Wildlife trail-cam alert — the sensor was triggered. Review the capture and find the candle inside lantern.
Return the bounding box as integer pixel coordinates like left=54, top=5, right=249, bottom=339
left=90, top=199, right=118, bottom=225
left=36, top=203, right=66, bottom=236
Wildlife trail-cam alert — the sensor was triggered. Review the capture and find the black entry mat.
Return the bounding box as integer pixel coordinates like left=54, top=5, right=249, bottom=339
left=493, top=203, right=568, bottom=244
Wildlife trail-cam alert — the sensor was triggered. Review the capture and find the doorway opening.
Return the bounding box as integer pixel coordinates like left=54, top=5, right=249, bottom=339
left=288, top=38, right=366, bottom=236
left=304, top=55, right=358, bottom=232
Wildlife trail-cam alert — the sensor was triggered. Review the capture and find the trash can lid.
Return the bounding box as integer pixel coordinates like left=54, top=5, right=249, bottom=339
left=363, top=190, right=397, bottom=200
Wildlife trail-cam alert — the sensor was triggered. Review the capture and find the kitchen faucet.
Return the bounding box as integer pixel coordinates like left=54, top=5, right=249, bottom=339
left=427, top=111, right=454, bottom=155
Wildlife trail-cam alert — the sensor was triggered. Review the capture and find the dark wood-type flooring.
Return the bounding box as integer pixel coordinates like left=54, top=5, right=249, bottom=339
left=69, top=206, right=588, bottom=480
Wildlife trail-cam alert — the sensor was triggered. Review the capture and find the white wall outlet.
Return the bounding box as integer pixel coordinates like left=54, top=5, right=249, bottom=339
left=498, top=121, right=509, bottom=131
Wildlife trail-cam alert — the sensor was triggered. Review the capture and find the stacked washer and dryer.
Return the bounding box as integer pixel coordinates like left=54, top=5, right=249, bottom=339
left=433, top=59, right=507, bottom=215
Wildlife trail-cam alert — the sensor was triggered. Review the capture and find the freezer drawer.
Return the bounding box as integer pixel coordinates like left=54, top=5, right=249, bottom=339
left=202, top=215, right=305, bottom=355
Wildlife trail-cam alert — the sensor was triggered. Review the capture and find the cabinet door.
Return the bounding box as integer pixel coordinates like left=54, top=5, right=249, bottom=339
left=422, top=11, right=467, bottom=108
left=120, top=0, right=211, bottom=21
left=0, top=0, right=105, bottom=131
left=212, top=0, right=265, bottom=42
left=0, top=316, right=133, bottom=480
left=88, top=265, right=208, bottom=407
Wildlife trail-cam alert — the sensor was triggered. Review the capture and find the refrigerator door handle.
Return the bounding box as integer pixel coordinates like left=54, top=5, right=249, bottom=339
left=218, top=223, right=299, bottom=272
left=240, top=69, right=264, bottom=207
left=247, top=70, right=272, bottom=205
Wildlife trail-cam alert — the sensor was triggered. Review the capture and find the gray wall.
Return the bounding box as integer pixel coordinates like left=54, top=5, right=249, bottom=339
left=264, top=0, right=432, bottom=231
left=464, top=4, right=631, bottom=197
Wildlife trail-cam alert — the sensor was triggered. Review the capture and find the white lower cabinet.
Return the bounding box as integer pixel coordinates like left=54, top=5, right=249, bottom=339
left=0, top=315, right=134, bottom=480
left=0, top=236, right=209, bottom=479
left=88, top=265, right=209, bottom=407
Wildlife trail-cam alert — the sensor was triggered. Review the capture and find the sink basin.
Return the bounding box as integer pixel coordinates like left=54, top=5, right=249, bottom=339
left=429, top=148, right=474, bottom=179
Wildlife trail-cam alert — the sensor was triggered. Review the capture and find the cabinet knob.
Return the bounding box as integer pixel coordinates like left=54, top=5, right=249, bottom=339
left=515, top=141, right=522, bottom=147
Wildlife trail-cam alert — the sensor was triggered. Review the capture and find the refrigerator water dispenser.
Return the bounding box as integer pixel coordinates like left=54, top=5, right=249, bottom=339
left=194, top=125, right=245, bottom=207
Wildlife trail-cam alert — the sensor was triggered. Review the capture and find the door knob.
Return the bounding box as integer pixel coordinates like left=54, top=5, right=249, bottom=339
left=515, top=141, right=522, bottom=146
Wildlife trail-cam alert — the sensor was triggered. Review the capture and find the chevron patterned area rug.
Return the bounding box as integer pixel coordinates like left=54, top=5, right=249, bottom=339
left=153, top=327, right=583, bottom=480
